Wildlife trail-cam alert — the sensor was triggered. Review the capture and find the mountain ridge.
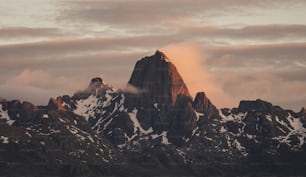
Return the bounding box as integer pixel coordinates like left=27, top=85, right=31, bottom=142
left=1, top=51, right=306, bottom=176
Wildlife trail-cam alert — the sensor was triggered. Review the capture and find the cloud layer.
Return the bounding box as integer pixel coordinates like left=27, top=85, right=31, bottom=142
left=0, top=0, right=305, bottom=110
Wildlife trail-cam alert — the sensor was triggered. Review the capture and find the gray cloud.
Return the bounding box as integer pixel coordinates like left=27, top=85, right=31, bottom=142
left=0, top=35, right=179, bottom=59
left=0, top=27, right=65, bottom=39
left=206, top=42, right=306, bottom=68
left=203, top=43, right=306, bottom=110
left=58, top=0, right=306, bottom=27
left=181, top=25, right=306, bottom=41
left=213, top=71, right=306, bottom=111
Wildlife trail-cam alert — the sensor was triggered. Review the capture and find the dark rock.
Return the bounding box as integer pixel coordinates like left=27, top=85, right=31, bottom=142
left=89, top=77, right=103, bottom=89
left=48, top=97, right=64, bottom=110
left=107, top=112, right=134, bottom=138
left=7, top=100, right=22, bottom=120
left=238, top=99, right=273, bottom=112
left=298, top=107, right=306, bottom=117
left=127, top=50, right=190, bottom=106
left=62, top=95, right=77, bottom=110
left=19, top=101, right=37, bottom=123
left=88, top=77, right=104, bottom=96
left=73, top=77, right=112, bottom=100
left=193, top=92, right=218, bottom=118
left=136, top=105, right=159, bottom=131
left=110, top=128, right=127, bottom=145
left=168, top=94, right=197, bottom=146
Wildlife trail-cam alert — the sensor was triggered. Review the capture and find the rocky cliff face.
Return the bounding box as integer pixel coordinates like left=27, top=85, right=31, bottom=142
left=128, top=50, right=190, bottom=105
left=1, top=51, right=306, bottom=177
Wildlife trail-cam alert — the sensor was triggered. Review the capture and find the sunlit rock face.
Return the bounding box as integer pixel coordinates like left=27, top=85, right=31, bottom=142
left=128, top=50, right=190, bottom=106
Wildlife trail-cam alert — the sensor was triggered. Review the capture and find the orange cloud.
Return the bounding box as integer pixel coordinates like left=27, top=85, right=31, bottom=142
left=161, top=41, right=233, bottom=108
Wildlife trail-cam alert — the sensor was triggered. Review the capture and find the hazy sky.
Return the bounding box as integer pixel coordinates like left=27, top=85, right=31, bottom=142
left=0, top=0, right=306, bottom=111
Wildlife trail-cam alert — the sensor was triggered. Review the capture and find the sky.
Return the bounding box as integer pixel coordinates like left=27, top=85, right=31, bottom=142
left=0, top=0, right=306, bottom=111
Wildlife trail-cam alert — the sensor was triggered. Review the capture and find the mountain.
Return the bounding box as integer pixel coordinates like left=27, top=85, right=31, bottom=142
left=1, top=51, right=306, bottom=176
left=128, top=50, right=190, bottom=105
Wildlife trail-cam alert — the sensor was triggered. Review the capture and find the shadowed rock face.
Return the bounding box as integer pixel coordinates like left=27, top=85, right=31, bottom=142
left=193, top=92, right=218, bottom=118
left=48, top=97, right=64, bottom=110
left=238, top=99, right=273, bottom=112
left=128, top=50, right=190, bottom=106
left=124, top=51, right=196, bottom=145
left=168, top=94, right=197, bottom=146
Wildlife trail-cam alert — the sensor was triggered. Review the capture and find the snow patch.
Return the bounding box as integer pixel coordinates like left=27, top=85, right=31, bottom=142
left=219, top=110, right=247, bottom=122
left=0, top=136, right=9, bottom=144
left=161, top=131, right=170, bottom=145
left=58, top=118, right=66, bottom=123
left=102, top=90, right=113, bottom=107
left=246, top=134, right=256, bottom=139
left=62, top=102, right=71, bottom=109
left=66, top=125, right=78, bottom=134
left=128, top=108, right=153, bottom=135
left=219, top=126, right=227, bottom=133
left=176, top=149, right=187, bottom=164
left=153, top=103, right=160, bottom=111
left=232, top=139, right=248, bottom=156
left=273, top=114, right=306, bottom=148
left=195, top=111, right=204, bottom=122
left=25, top=131, right=32, bottom=137
left=266, top=114, right=273, bottom=122
left=87, top=135, right=95, bottom=143
left=151, top=134, right=159, bottom=139
left=74, top=95, right=98, bottom=121
left=0, top=104, right=15, bottom=126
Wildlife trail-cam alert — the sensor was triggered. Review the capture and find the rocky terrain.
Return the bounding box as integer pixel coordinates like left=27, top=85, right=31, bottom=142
left=1, top=51, right=306, bottom=176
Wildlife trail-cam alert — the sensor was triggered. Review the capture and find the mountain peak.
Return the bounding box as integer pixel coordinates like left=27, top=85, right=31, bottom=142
left=238, top=99, right=273, bottom=112
left=89, top=77, right=103, bottom=89
left=128, top=51, right=190, bottom=105
left=153, top=50, right=170, bottom=62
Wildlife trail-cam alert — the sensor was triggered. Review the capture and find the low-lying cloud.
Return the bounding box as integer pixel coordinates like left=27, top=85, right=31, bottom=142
left=0, top=69, right=88, bottom=104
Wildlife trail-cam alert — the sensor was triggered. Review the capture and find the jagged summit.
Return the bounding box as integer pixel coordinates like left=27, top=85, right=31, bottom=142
left=152, top=50, right=170, bottom=62
left=72, top=77, right=112, bottom=100
left=89, top=77, right=103, bottom=89
left=128, top=51, right=190, bottom=105
left=238, top=99, right=273, bottom=112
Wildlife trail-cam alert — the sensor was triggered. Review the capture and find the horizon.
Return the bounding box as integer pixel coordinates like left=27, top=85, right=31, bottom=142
left=0, top=0, right=306, bottom=111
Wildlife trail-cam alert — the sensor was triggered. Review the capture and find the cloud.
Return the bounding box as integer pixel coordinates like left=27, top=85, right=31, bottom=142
left=160, top=41, right=306, bottom=110
left=6, top=69, right=86, bottom=90
left=0, top=69, right=89, bottom=104
left=0, top=27, right=65, bottom=39
left=119, top=84, right=146, bottom=94
left=161, top=42, right=233, bottom=107
left=0, top=35, right=180, bottom=59
left=58, top=0, right=306, bottom=28
left=181, top=24, right=306, bottom=42
left=0, top=84, right=59, bottom=105
left=216, top=72, right=306, bottom=111
left=203, top=43, right=306, bottom=110
left=206, top=42, right=306, bottom=68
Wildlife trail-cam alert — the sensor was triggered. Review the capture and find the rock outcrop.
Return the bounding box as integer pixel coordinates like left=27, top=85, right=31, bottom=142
left=128, top=50, right=190, bottom=105
left=193, top=92, right=218, bottom=118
